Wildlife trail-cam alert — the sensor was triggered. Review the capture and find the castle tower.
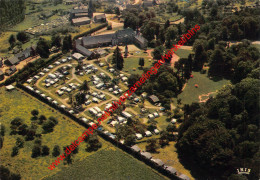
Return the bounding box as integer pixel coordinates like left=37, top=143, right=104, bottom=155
left=88, top=0, right=93, bottom=18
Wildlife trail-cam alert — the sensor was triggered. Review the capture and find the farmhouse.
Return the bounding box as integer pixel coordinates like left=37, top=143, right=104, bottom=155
left=148, top=95, right=160, bottom=104
left=5, top=56, right=19, bottom=66
left=72, top=17, right=91, bottom=26
left=72, top=53, right=84, bottom=60
left=82, top=33, right=114, bottom=48
left=94, top=14, right=106, bottom=23
left=78, top=28, right=148, bottom=50
left=5, top=46, right=36, bottom=66
left=70, top=0, right=94, bottom=23
left=75, top=44, right=93, bottom=57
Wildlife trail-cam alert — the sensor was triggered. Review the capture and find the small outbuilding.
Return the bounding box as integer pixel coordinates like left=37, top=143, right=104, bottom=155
left=5, top=85, right=15, bottom=91
left=148, top=95, right=160, bottom=104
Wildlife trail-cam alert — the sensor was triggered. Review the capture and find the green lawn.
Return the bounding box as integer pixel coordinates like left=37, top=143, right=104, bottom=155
left=0, top=87, right=109, bottom=179
left=174, top=49, right=192, bottom=59
left=177, top=72, right=231, bottom=104
left=156, top=12, right=183, bottom=23
left=122, top=57, right=153, bottom=75
left=44, top=148, right=167, bottom=180
left=156, top=116, right=169, bottom=131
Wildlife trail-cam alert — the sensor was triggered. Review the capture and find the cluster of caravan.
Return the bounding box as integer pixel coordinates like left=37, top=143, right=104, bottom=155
left=56, top=83, right=80, bottom=96
left=131, top=145, right=191, bottom=180
left=26, top=57, right=73, bottom=85
left=77, top=63, right=98, bottom=76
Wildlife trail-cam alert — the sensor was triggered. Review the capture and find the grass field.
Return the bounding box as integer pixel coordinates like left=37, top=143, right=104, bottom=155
left=44, top=148, right=168, bottom=180
left=177, top=71, right=230, bottom=104
left=122, top=57, right=153, bottom=75
left=0, top=87, right=109, bottom=179
left=157, top=13, right=183, bottom=22
left=174, top=49, right=192, bottom=59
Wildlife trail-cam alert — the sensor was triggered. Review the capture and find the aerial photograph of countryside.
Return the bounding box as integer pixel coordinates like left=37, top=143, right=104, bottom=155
left=0, top=0, right=259, bottom=179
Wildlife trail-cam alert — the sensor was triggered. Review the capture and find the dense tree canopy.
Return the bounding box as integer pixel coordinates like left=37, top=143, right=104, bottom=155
left=36, top=38, right=50, bottom=58
left=177, top=76, right=260, bottom=179
left=0, top=0, right=25, bottom=30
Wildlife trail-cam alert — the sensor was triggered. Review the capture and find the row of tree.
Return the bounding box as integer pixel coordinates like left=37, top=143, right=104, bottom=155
left=36, top=34, right=73, bottom=58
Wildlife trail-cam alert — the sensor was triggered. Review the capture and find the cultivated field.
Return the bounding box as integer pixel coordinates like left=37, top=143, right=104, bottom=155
left=45, top=148, right=168, bottom=180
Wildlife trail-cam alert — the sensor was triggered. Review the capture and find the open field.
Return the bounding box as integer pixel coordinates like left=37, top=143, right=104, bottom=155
left=122, top=57, right=153, bottom=75
left=0, top=87, right=111, bottom=179
left=174, top=49, right=192, bottom=59
left=157, top=13, right=183, bottom=23
left=44, top=148, right=168, bottom=180
left=177, top=72, right=230, bottom=104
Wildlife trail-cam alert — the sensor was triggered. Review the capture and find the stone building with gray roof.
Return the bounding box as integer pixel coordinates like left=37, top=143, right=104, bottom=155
left=79, top=28, right=147, bottom=49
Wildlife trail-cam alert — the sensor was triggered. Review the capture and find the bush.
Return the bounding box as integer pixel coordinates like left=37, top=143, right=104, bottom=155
left=52, top=145, right=60, bottom=157
left=11, top=146, right=19, bottom=157
left=31, top=145, right=41, bottom=158
left=41, top=145, right=50, bottom=156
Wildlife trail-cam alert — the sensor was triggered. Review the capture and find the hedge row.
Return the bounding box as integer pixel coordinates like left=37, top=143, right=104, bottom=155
left=73, top=22, right=108, bottom=40
left=16, top=83, right=182, bottom=180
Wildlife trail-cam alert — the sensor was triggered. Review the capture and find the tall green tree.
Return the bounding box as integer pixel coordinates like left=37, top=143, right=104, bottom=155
left=51, top=34, right=61, bottom=47
left=52, top=145, right=60, bottom=157
left=152, top=45, right=164, bottom=60
left=79, top=80, right=90, bottom=93
left=138, top=58, right=145, bottom=68
left=36, top=38, right=50, bottom=58
left=112, top=46, right=124, bottom=70
left=8, top=34, right=16, bottom=48
left=193, top=43, right=207, bottom=70
left=62, top=35, right=72, bottom=53
left=31, top=145, right=41, bottom=158
left=16, top=31, right=29, bottom=43
left=41, top=145, right=50, bottom=156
